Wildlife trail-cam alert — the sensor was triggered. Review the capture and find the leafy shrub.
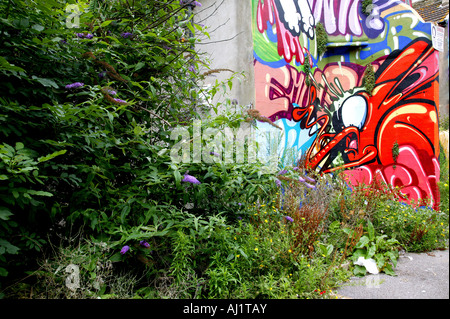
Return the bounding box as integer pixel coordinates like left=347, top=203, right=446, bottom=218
left=315, top=22, right=328, bottom=57
left=1, top=0, right=266, bottom=290
left=6, top=238, right=142, bottom=299
left=349, top=220, right=400, bottom=276
left=373, top=200, right=448, bottom=252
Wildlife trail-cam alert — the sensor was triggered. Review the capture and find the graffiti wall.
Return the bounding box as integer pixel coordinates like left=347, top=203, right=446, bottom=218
left=252, top=0, right=440, bottom=209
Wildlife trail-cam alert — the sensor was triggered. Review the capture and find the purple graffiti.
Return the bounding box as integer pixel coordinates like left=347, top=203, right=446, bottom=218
left=360, top=0, right=399, bottom=38
left=307, top=0, right=399, bottom=39
left=308, top=0, right=362, bottom=36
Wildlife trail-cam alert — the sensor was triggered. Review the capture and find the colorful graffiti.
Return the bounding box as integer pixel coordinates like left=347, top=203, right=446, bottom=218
left=252, top=0, right=440, bottom=209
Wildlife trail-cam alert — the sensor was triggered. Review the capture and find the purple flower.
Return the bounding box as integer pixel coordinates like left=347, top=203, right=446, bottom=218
left=182, top=173, right=201, bottom=184
left=65, top=82, right=84, bottom=89
left=210, top=151, right=220, bottom=157
left=120, top=245, right=130, bottom=255
left=98, top=71, right=106, bottom=78
left=238, top=216, right=243, bottom=220
left=285, top=216, right=294, bottom=223
left=299, top=176, right=305, bottom=182
left=140, top=241, right=150, bottom=248
left=304, top=182, right=317, bottom=190
left=304, top=175, right=315, bottom=183
left=238, top=202, right=242, bottom=206
left=107, top=89, right=117, bottom=96
left=188, top=65, right=196, bottom=72
left=278, top=170, right=288, bottom=175
left=121, top=32, right=133, bottom=38
left=293, top=167, right=299, bottom=171
left=275, top=179, right=282, bottom=187
left=180, top=0, right=202, bottom=6
left=76, top=32, right=93, bottom=39
left=113, top=98, right=127, bottom=105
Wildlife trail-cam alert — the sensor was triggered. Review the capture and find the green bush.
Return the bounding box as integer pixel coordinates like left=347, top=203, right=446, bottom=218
left=1, top=0, right=271, bottom=290
left=373, top=200, right=448, bottom=252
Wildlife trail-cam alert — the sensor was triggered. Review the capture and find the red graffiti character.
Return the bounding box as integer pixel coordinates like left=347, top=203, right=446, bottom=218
left=293, top=38, right=440, bottom=175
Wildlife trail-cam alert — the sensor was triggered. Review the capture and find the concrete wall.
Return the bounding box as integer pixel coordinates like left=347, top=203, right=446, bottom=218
left=438, top=20, right=449, bottom=117
left=194, top=0, right=254, bottom=110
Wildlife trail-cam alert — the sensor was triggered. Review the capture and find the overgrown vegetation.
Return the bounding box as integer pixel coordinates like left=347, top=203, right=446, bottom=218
left=361, top=0, right=374, bottom=16
left=363, top=63, right=376, bottom=95
left=0, top=0, right=448, bottom=300
left=315, top=22, right=328, bottom=57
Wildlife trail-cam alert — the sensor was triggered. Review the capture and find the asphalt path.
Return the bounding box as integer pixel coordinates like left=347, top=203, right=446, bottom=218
left=334, top=249, right=449, bottom=299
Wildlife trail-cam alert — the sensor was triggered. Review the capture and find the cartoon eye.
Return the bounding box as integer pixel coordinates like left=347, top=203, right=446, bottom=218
left=339, top=95, right=368, bottom=130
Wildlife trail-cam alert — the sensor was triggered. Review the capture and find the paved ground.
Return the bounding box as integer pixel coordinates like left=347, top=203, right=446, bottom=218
left=334, top=249, right=449, bottom=299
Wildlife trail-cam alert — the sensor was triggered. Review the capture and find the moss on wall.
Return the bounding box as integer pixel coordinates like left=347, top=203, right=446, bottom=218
left=316, top=22, right=328, bottom=57
left=363, top=63, right=375, bottom=96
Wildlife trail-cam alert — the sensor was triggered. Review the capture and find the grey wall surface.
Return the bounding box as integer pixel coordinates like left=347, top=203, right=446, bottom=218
left=438, top=21, right=449, bottom=118
left=194, top=0, right=255, bottom=111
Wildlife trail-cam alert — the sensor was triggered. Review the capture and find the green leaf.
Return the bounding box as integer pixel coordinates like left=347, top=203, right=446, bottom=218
left=173, top=169, right=181, bottom=187
left=376, top=234, right=388, bottom=246
left=109, top=252, right=123, bottom=262
left=383, top=264, right=397, bottom=276
left=355, top=236, right=369, bottom=249
left=0, top=239, right=20, bottom=254
left=329, top=220, right=341, bottom=233
left=226, top=253, right=234, bottom=262
left=367, top=220, right=375, bottom=241
left=38, top=149, right=67, bottom=163
left=100, top=20, right=113, bottom=27
left=386, top=251, right=398, bottom=268
left=367, top=243, right=377, bottom=259
left=134, top=62, right=145, bottom=71
left=353, top=265, right=366, bottom=276
left=0, top=56, right=26, bottom=72
left=32, top=76, right=59, bottom=89
left=238, top=249, right=248, bottom=259
left=375, top=254, right=386, bottom=268
left=27, top=190, right=53, bottom=197
left=352, top=248, right=366, bottom=260
left=326, top=244, right=334, bottom=257
left=31, top=24, right=45, bottom=32
left=186, top=22, right=196, bottom=34
left=0, top=207, right=13, bottom=221
left=0, top=267, right=8, bottom=277
left=15, top=142, right=24, bottom=150
left=120, top=205, right=131, bottom=224
left=319, top=243, right=333, bottom=257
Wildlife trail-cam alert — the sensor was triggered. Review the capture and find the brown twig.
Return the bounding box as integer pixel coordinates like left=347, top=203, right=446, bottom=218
left=246, top=109, right=282, bottom=130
